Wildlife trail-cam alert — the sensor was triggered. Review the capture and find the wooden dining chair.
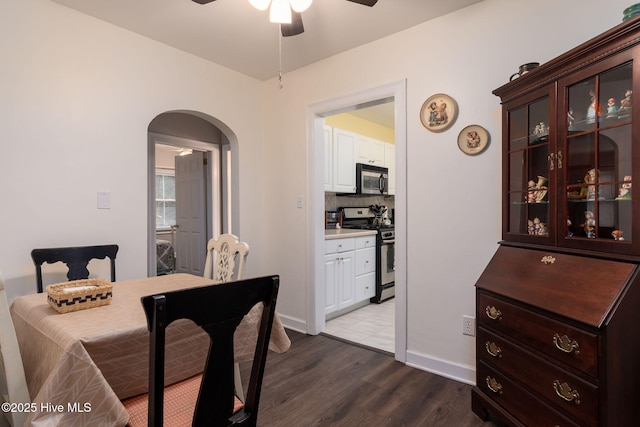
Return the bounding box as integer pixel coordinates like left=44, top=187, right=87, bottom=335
left=203, top=234, right=250, bottom=400
left=203, top=234, right=249, bottom=283
left=31, top=244, right=119, bottom=293
left=123, top=275, right=280, bottom=427
left=0, top=269, right=31, bottom=427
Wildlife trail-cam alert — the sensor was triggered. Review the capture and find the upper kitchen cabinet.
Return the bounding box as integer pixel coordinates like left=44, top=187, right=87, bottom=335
left=329, top=127, right=357, bottom=193
left=324, top=126, right=395, bottom=194
left=356, top=134, right=385, bottom=167
left=493, top=19, right=640, bottom=258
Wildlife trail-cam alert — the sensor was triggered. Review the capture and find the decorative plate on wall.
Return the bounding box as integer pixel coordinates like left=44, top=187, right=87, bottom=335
left=420, top=93, right=458, bottom=132
left=457, top=124, right=490, bottom=155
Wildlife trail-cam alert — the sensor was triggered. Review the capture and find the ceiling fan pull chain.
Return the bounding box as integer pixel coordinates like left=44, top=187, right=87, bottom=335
left=278, top=25, right=284, bottom=89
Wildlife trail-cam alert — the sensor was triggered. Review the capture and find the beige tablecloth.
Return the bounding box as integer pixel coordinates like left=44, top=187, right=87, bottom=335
left=10, top=273, right=291, bottom=426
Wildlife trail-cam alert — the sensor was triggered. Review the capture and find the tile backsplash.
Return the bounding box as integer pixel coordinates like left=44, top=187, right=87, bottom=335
left=325, top=193, right=395, bottom=215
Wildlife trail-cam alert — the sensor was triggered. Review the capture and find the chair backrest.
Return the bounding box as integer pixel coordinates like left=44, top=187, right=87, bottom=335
left=0, top=270, right=31, bottom=427
left=31, top=244, right=119, bottom=293
left=203, top=234, right=249, bottom=283
left=143, top=275, right=279, bottom=427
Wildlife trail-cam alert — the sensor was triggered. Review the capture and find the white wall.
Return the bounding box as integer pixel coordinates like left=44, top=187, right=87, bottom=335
left=261, top=0, right=630, bottom=382
left=0, top=0, right=265, bottom=301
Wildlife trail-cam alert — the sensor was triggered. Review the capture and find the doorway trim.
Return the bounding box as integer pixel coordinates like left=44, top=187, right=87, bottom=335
left=307, top=79, right=407, bottom=363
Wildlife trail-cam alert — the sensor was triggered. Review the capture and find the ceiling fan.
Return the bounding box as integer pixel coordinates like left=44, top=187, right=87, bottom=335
left=191, top=0, right=379, bottom=37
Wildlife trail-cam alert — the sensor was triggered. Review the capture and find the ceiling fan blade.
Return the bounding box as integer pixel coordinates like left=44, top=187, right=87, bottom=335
left=345, top=0, right=378, bottom=6
left=281, top=11, right=304, bottom=37
left=191, top=0, right=216, bottom=4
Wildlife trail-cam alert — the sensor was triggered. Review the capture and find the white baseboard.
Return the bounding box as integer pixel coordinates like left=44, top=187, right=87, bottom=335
left=277, top=313, right=307, bottom=334
left=406, top=350, right=476, bottom=386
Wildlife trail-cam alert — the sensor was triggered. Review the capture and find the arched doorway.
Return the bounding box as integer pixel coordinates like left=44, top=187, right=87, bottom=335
left=146, top=110, right=239, bottom=277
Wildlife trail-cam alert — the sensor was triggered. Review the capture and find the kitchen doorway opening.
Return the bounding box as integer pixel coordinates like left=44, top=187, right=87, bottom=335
left=146, top=110, right=238, bottom=278
left=307, top=80, right=407, bottom=363
left=323, top=100, right=396, bottom=354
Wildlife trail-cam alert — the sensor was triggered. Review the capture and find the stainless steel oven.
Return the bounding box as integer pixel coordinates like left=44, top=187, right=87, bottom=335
left=378, top=229, right=395, bottom=303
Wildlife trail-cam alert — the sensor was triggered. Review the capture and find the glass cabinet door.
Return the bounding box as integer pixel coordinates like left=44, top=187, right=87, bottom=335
left=561, top=60, right=634, bottom=252
left=505, top=94, right=553, bottom=243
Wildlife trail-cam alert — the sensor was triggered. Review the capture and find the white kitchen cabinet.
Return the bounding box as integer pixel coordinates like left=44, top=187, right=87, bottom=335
left=355, top=272, right=375, bottom=302
left=324, top=125, right=333, bottom=191
left=354, top=235, right=376, bottom=303
left=331, top=128, right=356, bottom=193
left=324, top=237, right=355, bottom=314
left=384, top=142, right=396, bottom=195
left=354, top=246, right=375, bottom=276
left=356, top=135, right=385, bottom=167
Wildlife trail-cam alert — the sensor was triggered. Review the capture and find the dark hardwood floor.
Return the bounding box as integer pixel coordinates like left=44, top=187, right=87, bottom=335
left=241, top=330, right=496, bottom=427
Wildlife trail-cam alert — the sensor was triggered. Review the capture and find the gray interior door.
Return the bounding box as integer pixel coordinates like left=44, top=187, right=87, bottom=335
left=175, top=151, right=207, bottom=275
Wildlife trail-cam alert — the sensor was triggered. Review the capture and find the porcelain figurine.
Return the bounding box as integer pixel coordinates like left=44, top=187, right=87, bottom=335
left=586, top=90, right=602, bottom=124
left=534, top=175, right=548, bottom=202
left=526, top=180, right=537, bottom=203
left=585, top=168, right=598, bottom=200
left=567, top=108, right=576, bottom=131
left=612, top=229, right=624, bottom=241
left=533, top=217, right=548, bottom=236
left=583, top=211, right=596, bottom=238
left=607, top=98, right=619, bottom=117
left=619, top=89, right=632, bottom=113
left=533, top=122, right=548, bottom=137
left=616, top=175, right=632, bottom=199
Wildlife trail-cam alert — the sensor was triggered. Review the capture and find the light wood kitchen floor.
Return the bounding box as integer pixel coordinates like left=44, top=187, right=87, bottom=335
left=323, top=298, right=395, bottom=354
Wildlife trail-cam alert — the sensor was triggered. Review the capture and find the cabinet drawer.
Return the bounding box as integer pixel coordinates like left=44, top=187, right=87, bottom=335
left=325, top=238, right=355, bottom=254
left=477, top=361, right=582, bottom=427
left=355, top=272, right=375, bottom=302
left=355, top=247, right=376, bottom=276
left=478, top=292, right=598, bottom=378
left=355, top=235, right=376, bottom=249
left=478, top=327, right=598, bottom=426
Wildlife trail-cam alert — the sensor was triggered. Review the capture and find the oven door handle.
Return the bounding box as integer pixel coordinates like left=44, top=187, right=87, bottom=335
left=381, top=239, right=395, bottom=244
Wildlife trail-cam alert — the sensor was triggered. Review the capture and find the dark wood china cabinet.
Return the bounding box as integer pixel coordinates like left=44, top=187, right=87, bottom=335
left=472, top=18, right=640, bottom=427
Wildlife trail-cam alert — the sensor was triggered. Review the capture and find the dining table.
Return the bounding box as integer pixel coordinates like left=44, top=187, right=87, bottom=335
left=9, top=273, right=291, bottom=426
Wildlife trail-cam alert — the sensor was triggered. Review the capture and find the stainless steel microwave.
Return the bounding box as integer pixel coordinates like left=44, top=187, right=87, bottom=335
left=356, top=163, right=388, bottom=195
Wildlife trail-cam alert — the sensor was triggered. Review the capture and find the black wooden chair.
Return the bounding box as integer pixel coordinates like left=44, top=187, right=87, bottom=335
left=123, top=275, right=280, bottom=427
left=31, top=244, right=119, bottom=293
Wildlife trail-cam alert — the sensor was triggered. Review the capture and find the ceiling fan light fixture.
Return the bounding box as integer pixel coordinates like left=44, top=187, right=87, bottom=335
left=249, top=0, right=271, bottom=11
left=269, top=0, right=292, bottom=23
left=289, top=0, right=312, bottom=13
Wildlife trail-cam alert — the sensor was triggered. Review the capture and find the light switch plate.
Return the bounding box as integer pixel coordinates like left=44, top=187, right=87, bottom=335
left=97, top=192, right=111, bottom=209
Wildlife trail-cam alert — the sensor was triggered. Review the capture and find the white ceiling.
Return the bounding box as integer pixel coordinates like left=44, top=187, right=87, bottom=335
left=50, top=0, right=484, bottom=81
left=50, top=0, right=482, bottom=128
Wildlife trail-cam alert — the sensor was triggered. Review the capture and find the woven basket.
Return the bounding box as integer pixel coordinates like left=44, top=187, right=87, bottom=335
left=46, top=278, right=113, bottom=313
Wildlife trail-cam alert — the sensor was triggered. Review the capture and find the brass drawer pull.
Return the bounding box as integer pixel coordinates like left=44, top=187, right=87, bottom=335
left=485, top=306, right=502, bottom=320
left=553, top=333, right=580, bottom=354
left=557, top=150, right=563, bottom=169
left=553, top=380, right=581, bottom=404
left=485, top=341, right=503, bottom=358
left=486, top=376, right=503, bottom=394
left=541, top=255, right=556, bottom=264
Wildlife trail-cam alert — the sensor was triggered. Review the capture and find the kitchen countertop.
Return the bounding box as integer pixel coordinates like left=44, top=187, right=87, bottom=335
left=325, top=228, right=377, bottom=240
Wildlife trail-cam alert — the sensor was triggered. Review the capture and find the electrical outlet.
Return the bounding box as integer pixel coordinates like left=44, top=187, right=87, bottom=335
left=463, top=315, right=476, bottom=336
